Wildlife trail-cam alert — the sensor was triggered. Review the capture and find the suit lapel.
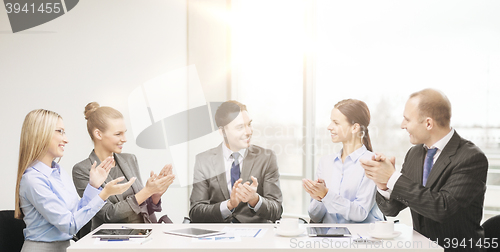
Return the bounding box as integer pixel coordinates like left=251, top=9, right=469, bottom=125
left=213, top=144, right=230, bottom=199
left=89, top=151, right=142, bottom=193
left=425, top=132, right=459, bottom=187
left=414, top=146, right=426, bottom=185
left=114, top=153, right=142, bottom=193
left=240, top=145, right=256, bottom=183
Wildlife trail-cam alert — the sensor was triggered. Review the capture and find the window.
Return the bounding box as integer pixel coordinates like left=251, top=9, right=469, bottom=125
left=231, top=0, right=500, bottom=222
left=231, top=0, right=308, bottom=216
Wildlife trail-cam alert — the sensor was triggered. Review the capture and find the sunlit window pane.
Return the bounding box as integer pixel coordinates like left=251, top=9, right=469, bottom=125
left=315, top=0, right=500, bottom=221
left=232, top=0, right=305, bottom=176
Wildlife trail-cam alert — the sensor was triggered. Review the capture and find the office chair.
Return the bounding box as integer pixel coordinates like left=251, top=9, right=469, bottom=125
left=0, top=210, right=26, bottom=252
left=74, top=221, right=92, bottom=240
left=158, top=214, right=173, bottom=223
left=482, top=215, right=500, bottom=252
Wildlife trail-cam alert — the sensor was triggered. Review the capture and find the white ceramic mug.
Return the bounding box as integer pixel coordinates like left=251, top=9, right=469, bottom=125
left=275, top=218, right=299, bottom=231
left=369, top=221, right=394, bottom=235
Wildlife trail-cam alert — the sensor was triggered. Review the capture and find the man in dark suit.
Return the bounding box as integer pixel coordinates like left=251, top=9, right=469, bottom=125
left=189, top=100, right=283, bottom=223
left=360, top=89, right=488, bottom=251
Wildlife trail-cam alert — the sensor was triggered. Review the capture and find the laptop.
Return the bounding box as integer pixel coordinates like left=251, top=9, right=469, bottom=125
left=307, top=227, right=351, bottom=237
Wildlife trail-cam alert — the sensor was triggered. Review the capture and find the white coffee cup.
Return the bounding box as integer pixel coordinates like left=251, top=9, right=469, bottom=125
left=369, top=221, right=394, bottom=235
left=275, top=218, right=299, bottom=231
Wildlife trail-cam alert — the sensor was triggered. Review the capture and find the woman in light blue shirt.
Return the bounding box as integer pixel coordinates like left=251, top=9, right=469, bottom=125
left=14, top=109, right=136, bottom=252
left=303, top=99, right=384, bottom=223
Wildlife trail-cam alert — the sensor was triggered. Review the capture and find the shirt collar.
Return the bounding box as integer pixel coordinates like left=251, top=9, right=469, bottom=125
left=222, top=143, right=246, bottom=161
left=424, top=128, right=455, bottom=151
left=334, top=145, right=368, bottom=162
left=30, top=160, right=61, bottom=177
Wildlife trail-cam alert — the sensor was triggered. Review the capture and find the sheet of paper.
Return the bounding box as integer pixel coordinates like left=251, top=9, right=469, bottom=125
left=192, top=236, right=242, bottom=242
left=93, top=237, right=150, bottom=245
left=221, top=227, right=268, bottom=238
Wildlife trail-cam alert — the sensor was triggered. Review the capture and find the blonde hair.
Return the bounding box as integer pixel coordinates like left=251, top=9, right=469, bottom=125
left=15, top=109, right=61, bottom=219
left=84, top=102, right=123, bottom=140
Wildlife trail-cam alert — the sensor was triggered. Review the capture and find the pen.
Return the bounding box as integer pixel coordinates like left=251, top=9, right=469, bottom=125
left=101, top=238, right=129, bottom=242
left=215, top=237, right=235, bottom=240
left=140, top=237, right=153, bottom=245
left=254, top=229, right=261, bottom=238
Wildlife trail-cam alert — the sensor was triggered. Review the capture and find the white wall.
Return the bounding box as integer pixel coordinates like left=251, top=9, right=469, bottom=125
left=0, top=0, right=193, bottom=223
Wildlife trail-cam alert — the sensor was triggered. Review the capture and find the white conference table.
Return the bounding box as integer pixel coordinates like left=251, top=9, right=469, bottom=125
left=68, top=223, right=443, bottom=252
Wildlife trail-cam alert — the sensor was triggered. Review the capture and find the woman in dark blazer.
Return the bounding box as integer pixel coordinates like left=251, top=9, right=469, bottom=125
left=72, top=102, right=175, bottom=231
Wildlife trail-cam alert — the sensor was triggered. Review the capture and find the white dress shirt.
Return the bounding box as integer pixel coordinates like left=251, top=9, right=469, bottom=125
left=219, top=143, right=263, bottom=219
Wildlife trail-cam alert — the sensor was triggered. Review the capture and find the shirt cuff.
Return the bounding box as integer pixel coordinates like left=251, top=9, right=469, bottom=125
left=146, top=197, right=162, bottom=215
left=248, top=195, right=262, bottom=211
left=321, top=188, right=333, bottom=203
left=377, top=187, right=392, bottom=200
left=83, top=183, right=103, bottom=200
left=150, top=197, right=162, bottom=209
left=377, top=171, right=401, bottom=200
left=387, top=171, right=402, bottom=190
left=220, top=200, right=233, bottom=219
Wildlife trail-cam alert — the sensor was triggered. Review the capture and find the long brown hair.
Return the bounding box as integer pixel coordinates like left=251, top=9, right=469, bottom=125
left=334, top=99, right=373, bottom=152
left=84, top=102, right=123, bottom=140
left=15, top=109, right=61, bottom=219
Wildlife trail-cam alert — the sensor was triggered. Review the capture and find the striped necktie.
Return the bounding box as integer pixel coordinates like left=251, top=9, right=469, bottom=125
left=423, top=148, right=438, bottom=186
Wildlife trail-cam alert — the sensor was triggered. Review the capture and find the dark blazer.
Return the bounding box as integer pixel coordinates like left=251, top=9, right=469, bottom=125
left=376, top=131, right=488, bottom=251
left=189, top=144, right=283, bottom=223
left=72, top=151, right=161, bottom=230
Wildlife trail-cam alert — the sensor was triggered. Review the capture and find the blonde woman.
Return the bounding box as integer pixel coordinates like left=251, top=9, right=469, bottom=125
left=303, top=99, right=384, bottom=223
left=15, top=109, right=135, bottom=252
left=72, top=102, right=175, bottom=232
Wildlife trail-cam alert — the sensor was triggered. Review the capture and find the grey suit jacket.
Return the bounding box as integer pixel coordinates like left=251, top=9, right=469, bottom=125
left=376, top=131, right=488, bottom=252
left=72, top=151, right=161, bottom=230
left=189, top=144, right=283, bottom=223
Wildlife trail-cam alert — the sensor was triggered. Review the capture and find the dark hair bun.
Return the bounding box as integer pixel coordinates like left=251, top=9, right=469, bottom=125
left=84, top=102, right=100, bottom=120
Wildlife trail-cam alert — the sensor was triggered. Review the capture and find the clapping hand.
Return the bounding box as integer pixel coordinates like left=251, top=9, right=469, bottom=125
left=89, top=156, right=114, bottom=189
left=360, top=153, right=396, bottom=190
left=146, top=170, right=175, bottom=195
left=157, top=164, right=174, bottom=179
left=236, top=176, right=259, bottom=207
left=147, top=164, right=176, bottom=204
left=302, top=178, right=328, bottom=201
left=227, top=178, right=242, bottom=210
left=100, top=176, right=136, bottom=200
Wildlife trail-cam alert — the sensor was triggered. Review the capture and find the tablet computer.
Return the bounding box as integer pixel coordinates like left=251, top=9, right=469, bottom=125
left=307, top=227, right=351, bottom=237
left=164, top=228, right=224, bottom=238
left=92, top=228, right=152, bottom=239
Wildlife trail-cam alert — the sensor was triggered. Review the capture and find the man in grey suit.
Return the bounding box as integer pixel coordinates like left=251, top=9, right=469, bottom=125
left=361, top=89, right=488, bottom=251
left=189, top=100, right=283, bottom=223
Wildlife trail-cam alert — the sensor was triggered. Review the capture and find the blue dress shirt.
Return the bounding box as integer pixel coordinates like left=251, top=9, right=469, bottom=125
left=19, top=161, right=106, bottom=242
left=308, top=145, right=384, bottom=223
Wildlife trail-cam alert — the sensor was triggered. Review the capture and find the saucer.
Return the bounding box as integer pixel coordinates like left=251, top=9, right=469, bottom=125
left=274, top=227, right=306, bottom=237
left=368, top=231, right=402, bottom=239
